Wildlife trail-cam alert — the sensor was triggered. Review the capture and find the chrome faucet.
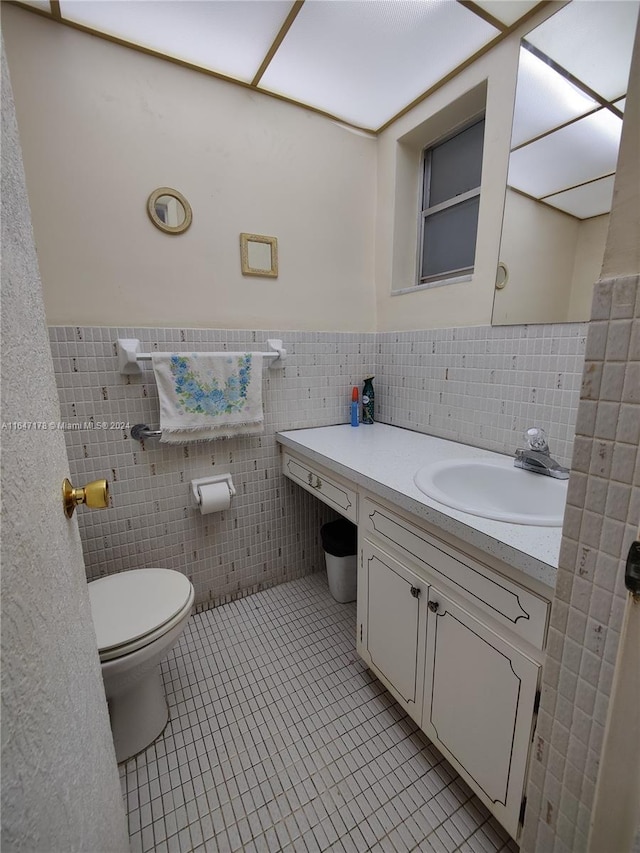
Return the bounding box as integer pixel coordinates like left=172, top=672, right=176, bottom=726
left=514, top=427, right=570, bottom=479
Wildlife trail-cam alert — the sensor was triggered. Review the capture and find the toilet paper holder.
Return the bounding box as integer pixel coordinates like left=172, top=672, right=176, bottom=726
left=190, top=474, right=236, bottom=509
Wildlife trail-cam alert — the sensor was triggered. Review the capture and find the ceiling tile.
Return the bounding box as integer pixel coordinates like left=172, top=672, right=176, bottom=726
left=508, top=109, right=622, bottom=199
left=525, top=0, right=640, bottom=101
left=471, top=1, right=540, bottom=27
left=510, top=47, right=598, bottom=148
left=544, top=175, right=615, bottom=220
left=59, top=0, right=295, bottom=82
left=18, top=0, right=51, bottom=10
left=258, top=0, right=498, bottom=128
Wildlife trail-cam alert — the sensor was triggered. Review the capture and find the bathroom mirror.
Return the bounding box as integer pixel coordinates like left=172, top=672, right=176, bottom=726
left=240, top=233, right=278, bottom=278
left=147, top=187, right=192, bottom=234
left=491, top=1, right=638, bottom=326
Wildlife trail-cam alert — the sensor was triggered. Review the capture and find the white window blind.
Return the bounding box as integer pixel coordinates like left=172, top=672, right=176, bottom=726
left=418, top=118, right=485, bottom=286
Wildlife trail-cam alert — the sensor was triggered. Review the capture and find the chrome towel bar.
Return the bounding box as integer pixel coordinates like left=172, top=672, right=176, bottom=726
left=131, top=424, right=162, bottom=441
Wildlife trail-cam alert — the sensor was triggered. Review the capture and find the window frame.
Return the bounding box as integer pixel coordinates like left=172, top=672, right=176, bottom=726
left=416, top=115, right=485, bottom=289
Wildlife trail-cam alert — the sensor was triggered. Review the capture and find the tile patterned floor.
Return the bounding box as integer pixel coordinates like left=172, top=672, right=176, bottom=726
left=121, top=573, right=519, bottom=853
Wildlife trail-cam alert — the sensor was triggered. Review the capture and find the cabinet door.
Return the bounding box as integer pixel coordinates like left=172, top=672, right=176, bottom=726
left=422, top=587, right=540, bottom=839
left=358, top=541, right=427, bottom=725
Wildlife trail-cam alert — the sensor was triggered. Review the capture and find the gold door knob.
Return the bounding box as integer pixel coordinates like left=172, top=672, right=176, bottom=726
left=62, top=478, right=109, bottom=518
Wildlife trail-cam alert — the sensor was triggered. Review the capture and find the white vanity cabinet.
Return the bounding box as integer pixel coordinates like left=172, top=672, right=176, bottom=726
left=358, top=495, right=548, bottom=840
left=279, top=430, right=555, bottom=841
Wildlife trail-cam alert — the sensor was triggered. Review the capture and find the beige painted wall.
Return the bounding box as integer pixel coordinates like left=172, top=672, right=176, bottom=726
left=493, top=191, right=608, bottom=325
left=601, top=18, right=640, bottom=281
left=2, top=6, right=376, bottom=331
left=374, top=4, right=591, bottom=332
left=3, top=3, right=623, bottom=337
left=494, top=189, right=577, bottom=325
left=568, top=214, right=609, bottom=319
left=375, top=33, right=523, bottom=331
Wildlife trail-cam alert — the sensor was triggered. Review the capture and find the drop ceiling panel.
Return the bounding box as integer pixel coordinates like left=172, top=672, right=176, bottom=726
left=508, top=109, right=623, bottom=199
left=525, top=0, right=640, bottom=101
left=259, top=0, right=499, bottom=128
left=59, top=0, right=294, bottom=82
left=18, top=0, right=51, bottom=10
left=510, top=47, right=598, bottom=148
left=544, top=175, right=615, bottom=220
left=472, top=1, right=541, bottom=26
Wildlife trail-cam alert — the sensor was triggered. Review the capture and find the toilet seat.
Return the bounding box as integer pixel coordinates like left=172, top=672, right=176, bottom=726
left=89, top=569, right=194, bottom=662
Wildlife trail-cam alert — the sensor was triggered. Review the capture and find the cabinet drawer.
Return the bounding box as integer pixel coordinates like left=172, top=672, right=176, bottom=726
left=282, top=451, right=357, bottom=523
left=362, top=497, right=548, bottom=649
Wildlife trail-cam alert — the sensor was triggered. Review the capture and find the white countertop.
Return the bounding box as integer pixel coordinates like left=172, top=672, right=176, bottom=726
left=277, top=423, right=562, bottom=590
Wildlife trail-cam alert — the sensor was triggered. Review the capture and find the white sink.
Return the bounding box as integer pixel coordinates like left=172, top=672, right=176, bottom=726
left=414, top=457, right=568, bottom=526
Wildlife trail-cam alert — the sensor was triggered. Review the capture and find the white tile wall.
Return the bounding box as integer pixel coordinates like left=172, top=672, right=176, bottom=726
left=521, top=275, right=640, bottom=852
left=48, top=327, right=376, bottom=608
left=49, top=321, right=586, bottom=610
left=376, top=323, right=587, bottom=468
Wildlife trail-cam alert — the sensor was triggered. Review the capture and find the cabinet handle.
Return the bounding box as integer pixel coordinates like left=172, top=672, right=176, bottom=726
left=428, top=600, right=440, bottom=613
left=410, top=586, right=421, bottom=598
left=307, top=473, right=322, bottom=489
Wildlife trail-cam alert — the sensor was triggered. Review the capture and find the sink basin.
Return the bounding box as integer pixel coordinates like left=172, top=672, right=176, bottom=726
left=414, top=457, right=568, bottom=526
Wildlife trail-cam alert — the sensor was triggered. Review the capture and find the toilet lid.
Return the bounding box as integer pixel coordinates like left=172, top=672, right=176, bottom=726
left=88, top=569, right=193, bottom=653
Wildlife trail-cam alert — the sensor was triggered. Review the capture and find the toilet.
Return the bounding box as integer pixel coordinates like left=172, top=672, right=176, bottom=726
left=88, top=568, right=194, bottom=763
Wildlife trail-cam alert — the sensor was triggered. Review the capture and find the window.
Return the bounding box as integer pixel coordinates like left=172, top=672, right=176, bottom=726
left=418, top=117, right=485, bottom=286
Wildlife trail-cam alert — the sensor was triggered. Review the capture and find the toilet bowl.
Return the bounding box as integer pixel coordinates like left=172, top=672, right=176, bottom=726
left=88, top=568, right=194, bottom=763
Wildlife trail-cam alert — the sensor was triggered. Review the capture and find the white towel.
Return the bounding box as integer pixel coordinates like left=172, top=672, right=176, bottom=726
left=151, top=352, right=264, bottom=443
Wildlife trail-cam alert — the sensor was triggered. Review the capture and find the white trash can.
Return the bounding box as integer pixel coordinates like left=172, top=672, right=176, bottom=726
left=320, top=518, right=357, bottom=603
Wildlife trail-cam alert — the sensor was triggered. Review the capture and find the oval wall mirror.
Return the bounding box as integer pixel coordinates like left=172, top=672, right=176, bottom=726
left=147, top=187, right=192, bottom=234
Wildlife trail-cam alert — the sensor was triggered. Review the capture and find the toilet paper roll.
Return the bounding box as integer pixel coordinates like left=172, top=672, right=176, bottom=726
left=197, top=481, right=231, bottom=514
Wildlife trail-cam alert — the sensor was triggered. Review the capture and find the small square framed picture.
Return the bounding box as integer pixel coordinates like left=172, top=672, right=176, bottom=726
left=240, top=233, right=278, bottom=278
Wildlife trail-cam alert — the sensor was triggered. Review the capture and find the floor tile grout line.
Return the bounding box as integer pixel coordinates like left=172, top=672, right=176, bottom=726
left=130, top=689, right=438, bottom=827
left=160, top=624, right=360, bottom=712
left=133, top=709, right=486, bottom=850
left=123, top=573, right=510, bottom=853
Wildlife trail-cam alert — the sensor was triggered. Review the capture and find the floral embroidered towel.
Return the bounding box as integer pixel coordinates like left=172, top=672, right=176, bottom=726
left=151, top=352, right=264, bottom=443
